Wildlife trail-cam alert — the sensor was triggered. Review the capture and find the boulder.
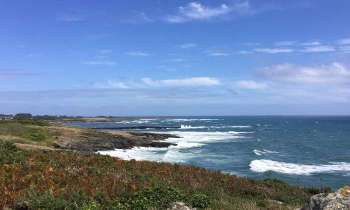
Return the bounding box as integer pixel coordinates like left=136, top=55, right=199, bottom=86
left=303, top=186, right=350, bottom=210
left=167, top=202, right=196, bottom=210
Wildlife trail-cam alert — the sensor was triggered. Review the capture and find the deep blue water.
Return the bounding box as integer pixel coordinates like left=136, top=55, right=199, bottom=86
left=69, top=116, right=350, bottom=189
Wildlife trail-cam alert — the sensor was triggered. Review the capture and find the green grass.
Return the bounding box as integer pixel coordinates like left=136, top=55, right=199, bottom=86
left=0, top=119, right=56, bottom=145
left=0, top=140, right=319, bottom=210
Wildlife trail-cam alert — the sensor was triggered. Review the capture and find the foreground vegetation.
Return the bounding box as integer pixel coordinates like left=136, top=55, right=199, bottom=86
left=0, top=139, right=327, bottom=210
left=0, top=118, right=328, bottom=209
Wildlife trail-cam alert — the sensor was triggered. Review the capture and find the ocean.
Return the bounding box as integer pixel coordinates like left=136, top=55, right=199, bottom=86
left=70, top=116, right=350, bottom=189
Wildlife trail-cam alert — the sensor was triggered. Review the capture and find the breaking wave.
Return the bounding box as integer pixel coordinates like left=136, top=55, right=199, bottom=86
left=249, top=159, right=350, bottom=175
left=99, top=131, right=246, bottom=163
left=253, top=149, right=279, bottom=156
left=163, top=118, right=220, bottom=122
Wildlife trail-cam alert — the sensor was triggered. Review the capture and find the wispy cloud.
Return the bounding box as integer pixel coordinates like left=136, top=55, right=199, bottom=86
left=337, top=38, right=350, bottom=45
left=179, top=43, right=197, bottom=49
left=237, top=50, right=252, bottom=55
left=207, top=52, right=230, bottom=57
left=57, top=14, right=85, bottom=22
left=98, top=49, right=113, bottom=54
left=260, top=62, right=350, bottom=84
left=91, top=77, right=221, bottom=90
left=0, top=69, right=38, bottom=79
left=165, top=1, right=251, bottom=23
left=229, top=62, right=350, bottom=103
left=301, top=45, right=335, bottom=53
left=81, top=60, right=116, bottom=66
left=93, top=80, right=129, bottom=89
left=121, top=12, right=154, bottom=24
left=240, top=38, right=350, bottom=55
left=142, top=77, right=220, bottom=87
left=125, top=51, right=151, bottom=57
left=167, top=58, right=186, bottom=63
left=254, top=48, right=294, bottom=54
left=274, top=41, right=297, bottom=46
left=301, top=41, right=322, bottom=46
left=339, top=45, right=350, bottom=53
left=234, top=80, right=268, bottom=90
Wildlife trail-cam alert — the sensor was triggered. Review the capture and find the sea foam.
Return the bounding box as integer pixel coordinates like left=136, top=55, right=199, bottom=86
left=99, top=131, right=245, bottom=163
left=253, top=149, right=279, bottom=156
left=250, top=159, right=350, bottom=175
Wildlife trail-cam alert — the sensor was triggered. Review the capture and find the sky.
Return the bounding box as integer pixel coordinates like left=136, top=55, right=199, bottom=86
left=0, top=0, right=350, bottom=116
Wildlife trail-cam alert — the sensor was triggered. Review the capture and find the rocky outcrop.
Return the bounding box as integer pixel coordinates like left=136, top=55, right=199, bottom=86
left=167, top=202, right=195, bottom=210
left=51, top=126, right=179, bottom=152
left=303, top=186, right=350, bottom=210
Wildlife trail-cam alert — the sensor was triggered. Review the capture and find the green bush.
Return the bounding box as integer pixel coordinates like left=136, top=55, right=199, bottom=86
left=128, top=185, right=184, bottom=209
left=0, top=140, right=25, bottom=165
left=306, top=187, right=332, bottom=195
left=188, top=193, right=210, bottom=209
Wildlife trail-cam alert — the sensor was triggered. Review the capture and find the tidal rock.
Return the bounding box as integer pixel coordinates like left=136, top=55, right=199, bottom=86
left=303, top=186, right=350, bottom=210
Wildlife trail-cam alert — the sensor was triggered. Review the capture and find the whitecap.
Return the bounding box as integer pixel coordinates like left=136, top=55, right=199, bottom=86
left=180, top=125, right=206, bottom=129
left=99, top=131, right=242, bottom=163
left=98, top=147, right=167, bottom=161
left=253, top=149, right=279, bottom=156
left=249, top=159, right=350, bottom=175
left=163, top=118, right=220, bottom=122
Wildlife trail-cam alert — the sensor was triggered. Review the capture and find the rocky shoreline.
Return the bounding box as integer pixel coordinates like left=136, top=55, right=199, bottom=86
left=52, top=127, right=179, bottom=152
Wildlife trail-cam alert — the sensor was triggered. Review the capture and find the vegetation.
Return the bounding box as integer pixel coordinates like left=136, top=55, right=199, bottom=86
left=0, top=139, right=320, bottom=210
left=0, top=117, right=323, bottom=209
left=0, top=119, right=56, bottom=146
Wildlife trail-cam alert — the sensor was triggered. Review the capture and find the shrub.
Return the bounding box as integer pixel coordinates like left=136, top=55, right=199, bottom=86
left=128, top=185, right=184, bottom=209
left=18, top=190, right=92, bottom=210
left=0, top=140, right=25, bottom=165
left=187, top=193, right=210, bottom=209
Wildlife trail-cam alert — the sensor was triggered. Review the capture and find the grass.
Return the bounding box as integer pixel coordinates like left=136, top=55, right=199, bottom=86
left=0, top=139, right=320, bottom=210
left=0, top=119, right=57, bottom=146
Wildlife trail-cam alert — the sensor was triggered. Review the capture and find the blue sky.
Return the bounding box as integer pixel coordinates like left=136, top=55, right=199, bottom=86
left=1, top=0, right=350, bottom=115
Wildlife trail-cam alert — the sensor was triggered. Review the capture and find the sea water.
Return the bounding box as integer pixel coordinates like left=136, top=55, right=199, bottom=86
left=70, top=116, right=350, bottom=189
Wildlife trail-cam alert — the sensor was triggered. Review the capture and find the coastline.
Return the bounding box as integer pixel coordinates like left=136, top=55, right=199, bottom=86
left=0, top=118, right=347, bottom=209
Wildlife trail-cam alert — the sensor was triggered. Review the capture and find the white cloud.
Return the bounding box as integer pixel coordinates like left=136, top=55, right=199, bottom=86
left=93, top=80, right=129, bottom=89
left=167, top=58, right=186, bottom=63
left=57, top=14, right=85, bottom=22
left=274, top=41, right=297, bottom=46
left=301, top=41, right=321, bottom=46
left=98, top=49, right=112, bottom=54
left=82, top=60, right=116, bottom=66
left=122, top=12, right=154, bottom=24
left=179, top=43, right=197, bottom=49
left=302, top=45, right=335, bottom=53
left=260, top=62, right=350, bottom=84
left=125, top=51, right=150, bottom=56
left=337, top=38, right=350, bottom=45
left=254, top=48, right=294, bottom=54
left=339, top=45, right=350, bottom=52
left=166, top=1, right=251, bottom=23
left=243, top=42, right=261, bottom=46
left=208, top=52, right=230, bottom=57
left=235, top=80, right=268, bottom=90
left=142, top=77, right=220, bottom=87
left=237, top=50, right=252, bottom=55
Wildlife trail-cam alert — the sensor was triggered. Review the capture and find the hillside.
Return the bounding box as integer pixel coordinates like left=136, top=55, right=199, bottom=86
left=0, top=119, right=324, bottom=209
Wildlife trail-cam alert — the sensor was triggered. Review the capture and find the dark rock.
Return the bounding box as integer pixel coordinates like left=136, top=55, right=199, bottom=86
left=54, top=130, right=179, bottom=152
left=95, top=125, right=181, bottom=130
